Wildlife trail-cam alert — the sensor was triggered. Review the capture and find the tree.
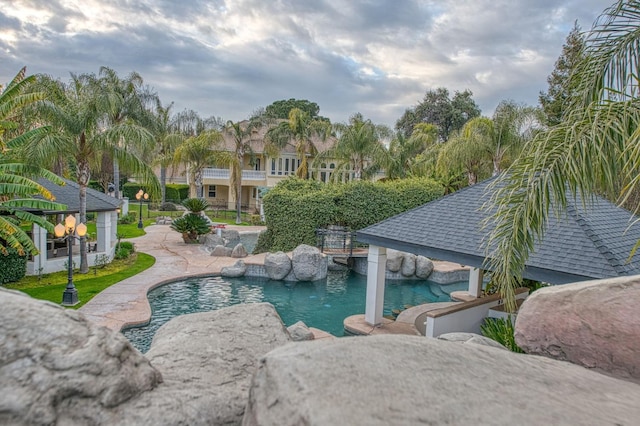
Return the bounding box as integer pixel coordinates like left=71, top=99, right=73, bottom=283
left=224, top=120, right=256, bottom=224
left=174, top=129, right=226, bottom=198
left=376, top=123, right=438, bottom=180
left=395, top=88, right=481, bottom=140
left=487, top=0, right=640, bottom=311
left=316, top=113, right=389, bottom=181
left=264, top=108, right=331, bottom=179
left=263, top=99, right=325, bottom=120
left=436, top=127, right=490, bottom=186
left=539, top=22, right=586, bottom=126
left=97, top=67, right=147, bottom=199
left=19, top=72, right=159, bottom=273
left=1, top=68, right=66, bottom=255
left=148, top=99, right=185, bottom=204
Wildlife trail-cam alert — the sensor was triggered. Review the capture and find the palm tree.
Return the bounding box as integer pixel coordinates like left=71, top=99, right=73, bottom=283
left=377, top=123, right=438, bottom=180
left=316, top=113, right=389, bottom=181
left=97, top=67, right=147, bottom=199
left=19, top=72, right=159, bottom=273
left=487, top=0, right=640, bottom=311
left=148, top=99, right=185, bottom=204
left=174, top=129, right=226, bottom=198
left=264, top=108, right=331, bottom=179
left=1, top=68, right=66, bottom=255
left=224, top=120, right=256, bottom=224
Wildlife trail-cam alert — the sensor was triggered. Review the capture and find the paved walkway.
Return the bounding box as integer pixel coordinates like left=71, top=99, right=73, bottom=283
left=78, top=224, right=267, bottom=331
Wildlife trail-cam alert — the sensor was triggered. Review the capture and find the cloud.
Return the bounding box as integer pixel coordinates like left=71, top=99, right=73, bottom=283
left=1, top=0, right=614, bottom=127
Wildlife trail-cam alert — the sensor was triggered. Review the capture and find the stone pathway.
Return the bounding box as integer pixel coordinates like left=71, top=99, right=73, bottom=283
left=78, top=224, right=266, bottom=331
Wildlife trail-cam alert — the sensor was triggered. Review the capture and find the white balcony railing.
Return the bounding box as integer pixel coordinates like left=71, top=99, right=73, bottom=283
left=202, top=168, right=266, bottom=181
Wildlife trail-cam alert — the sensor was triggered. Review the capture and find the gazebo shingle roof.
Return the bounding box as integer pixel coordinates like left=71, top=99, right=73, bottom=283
left=36, top=177, right=121, bottom=214
left=356, top=177, right=640, bottom=284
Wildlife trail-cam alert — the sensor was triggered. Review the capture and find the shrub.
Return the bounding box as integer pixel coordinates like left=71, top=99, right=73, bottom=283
left=118, top=241, right=135, bottom=252
left=480, top=316, right=523, bottom=353
left=255, top=176, right=443, bottom=253
left=118, top=212, right=137, bottom=224
left=160, top=202, right=178, bottom=211
left=165, top=184, right=190, bottom=202
left=114, top=247, right=131, bottom=259
left=0, top=248, right=27, bottom=284
left=170, top=214, right=211, bottom=243
left=122, top=183, right=146, bottom=200
left=182, top=198, right=209, bottom=213
left=249, top=214, right=264, bottom=225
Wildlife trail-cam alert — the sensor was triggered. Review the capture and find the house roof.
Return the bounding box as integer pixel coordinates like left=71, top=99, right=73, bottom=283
left=36, top=177, right=122, bottom=214
left=356, top=177, right=640, bottom=284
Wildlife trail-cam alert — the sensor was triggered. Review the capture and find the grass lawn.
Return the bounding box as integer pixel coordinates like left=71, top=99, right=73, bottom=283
left=5, top=252, right=155, bottom=309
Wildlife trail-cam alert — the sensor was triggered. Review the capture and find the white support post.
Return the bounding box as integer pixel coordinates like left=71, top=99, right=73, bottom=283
left=96, top=212, right=111, bottom=253
left=110, top=211, right=117, bottom=249
left=365, top=245, right=387, bottom=326
left=468, top=267, right=484, bottom=298
left=31, top=223, right=49, bottom=274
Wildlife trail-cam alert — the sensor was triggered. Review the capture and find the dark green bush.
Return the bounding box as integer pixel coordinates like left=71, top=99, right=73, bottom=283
left=182, top=198, right=209, bottom=213
left=118, top=212, right=137, bottom=225
left=165, top=184, right=190, bottom=202
left=118, top=241, right=135, bottom=252
left=122, top=183, right=146, bottom=200
left=114, top=247, right=131, bottom=259
left=254, top=176, right=443, bottom=253
left=0, top=248, right=27, bottom=284
left=170, top=214, right=211, bottom=243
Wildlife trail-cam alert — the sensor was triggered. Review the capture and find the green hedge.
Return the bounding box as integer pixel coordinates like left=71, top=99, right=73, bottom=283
left=165, top=184, right=190, bottom=202
left=254, top=177, right=444, bottom=253
left=0, top=248, right=27, bottom=284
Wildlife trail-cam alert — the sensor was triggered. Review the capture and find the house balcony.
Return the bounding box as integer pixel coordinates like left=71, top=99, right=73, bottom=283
left=202, top=168, right=267, bottom=183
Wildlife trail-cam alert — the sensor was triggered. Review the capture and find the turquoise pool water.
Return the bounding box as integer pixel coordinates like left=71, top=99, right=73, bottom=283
left=122, top=271, right=466, bottom=353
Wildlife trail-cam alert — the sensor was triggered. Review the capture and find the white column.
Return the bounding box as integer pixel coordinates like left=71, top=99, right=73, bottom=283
left=110, top=211, right=117, bottom=248
left=31, top=223, right=49, bottom=274
left=365, top=245, right=387, bottom=325
left=96, top=212, right=111, bottom=253
left=468, top=267, right=484, bottom=298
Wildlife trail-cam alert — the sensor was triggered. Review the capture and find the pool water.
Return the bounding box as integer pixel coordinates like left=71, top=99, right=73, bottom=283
left=122, top=271, right=466, bottom=353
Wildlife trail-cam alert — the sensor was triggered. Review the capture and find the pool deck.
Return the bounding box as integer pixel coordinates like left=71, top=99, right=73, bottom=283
left=79, top=224, right=467, bottom=339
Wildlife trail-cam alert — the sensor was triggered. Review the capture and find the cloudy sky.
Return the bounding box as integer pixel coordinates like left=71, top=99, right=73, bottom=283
left=2, top=0, right=615, bottom=128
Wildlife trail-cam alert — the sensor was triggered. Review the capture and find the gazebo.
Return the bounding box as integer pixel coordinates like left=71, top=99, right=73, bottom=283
left=356, top=177, right=640, bottom=331
left=26, top=178, right=121, bottom=275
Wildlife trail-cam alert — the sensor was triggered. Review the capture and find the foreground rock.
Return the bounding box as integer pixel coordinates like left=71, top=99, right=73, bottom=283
left=243, top=335, right=640, bottom=425
left=287, top=321, right=314, bottom=341
left=123, top=303, right=291, bottom=425
left=515, top=276, right=640, bottom=383
left=0, top=288, right=162, bottom=426
left=438, top=332, right=507, bottom=350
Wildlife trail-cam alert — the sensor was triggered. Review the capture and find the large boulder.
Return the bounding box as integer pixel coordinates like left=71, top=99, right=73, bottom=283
left=291, top=244, right=327, bottom=281
left=438, top=332, right=507, bottom=350
left=211, top=245, right=232, bottom=257
left=0, top=288, right=162, bottom=426
left=415, top=256, right=434, bottom=278
left=202, top=233, right=224, bottom=249
left=385, top=249, right=403, bottom=272
left=221, top=260, right=247, bottom=277
left=243, top=335, right=640, bottom=426
left=264, top=251, right=292, bottom=280
left=120, top=303, right=291, bottom=425
left=231, top=243, right=248, bottom=258
left=515, top=276, right=640, bottom=383
left=400, top=253, right=416, bottom=277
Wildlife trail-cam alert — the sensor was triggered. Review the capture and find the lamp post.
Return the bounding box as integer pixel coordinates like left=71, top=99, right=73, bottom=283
left=136, top=189, right=149, bottom=229
left=54, top=214, right=87, bottom=306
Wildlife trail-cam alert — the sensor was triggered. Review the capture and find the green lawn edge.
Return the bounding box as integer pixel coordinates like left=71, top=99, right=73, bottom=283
left=7, top=252, right=156, bottom=309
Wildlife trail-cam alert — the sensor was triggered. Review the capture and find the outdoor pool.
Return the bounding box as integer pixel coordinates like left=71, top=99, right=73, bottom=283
left=122, top=271, right=467, bottom=353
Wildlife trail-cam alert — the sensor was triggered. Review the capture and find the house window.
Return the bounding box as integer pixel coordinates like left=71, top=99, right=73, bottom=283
left=271, top=159, right=276, bottom=175
left=278, top=158, right=283, bottom=175
left=285, top=158, right=290, bottom=175
left=254, top=158, right=261, bottom=171
left=252, top=187, right=258, bottom=199
left=208, top=185, right=216, bottom=198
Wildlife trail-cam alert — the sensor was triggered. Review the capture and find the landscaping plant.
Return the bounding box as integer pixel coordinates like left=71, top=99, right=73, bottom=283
left=480, top=316, right=524, bottom=353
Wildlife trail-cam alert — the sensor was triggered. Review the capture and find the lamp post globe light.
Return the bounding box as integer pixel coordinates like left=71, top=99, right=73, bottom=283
left=135, top=189, right=149, bottom=229
left=54, top=214, right=87, bottom=306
